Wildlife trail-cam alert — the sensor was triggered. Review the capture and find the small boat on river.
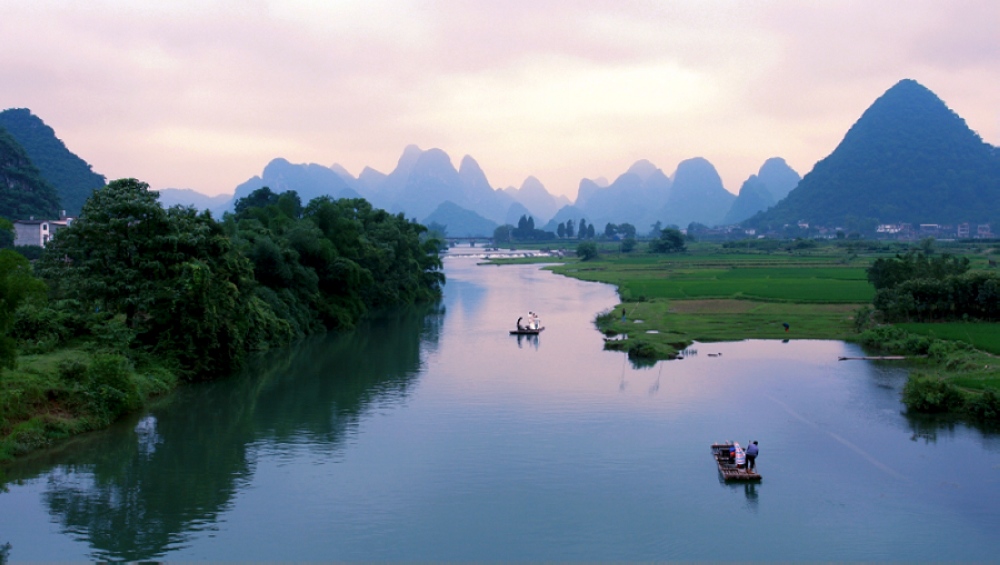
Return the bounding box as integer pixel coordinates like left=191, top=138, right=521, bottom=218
left=512, top=312, right=543, bottom=335
left=711, top=442, right=761, bottom=482
left=510, top=327, right=544, bottom=335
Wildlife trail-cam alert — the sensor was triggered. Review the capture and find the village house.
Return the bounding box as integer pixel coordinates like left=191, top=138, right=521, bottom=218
left=13, top=212, right=73, bottom=247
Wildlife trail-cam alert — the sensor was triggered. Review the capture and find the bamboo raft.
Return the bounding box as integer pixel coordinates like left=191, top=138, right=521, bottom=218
left=838, top=356, right=908, bottom=361
left=711, top=443, right=762, bottom=482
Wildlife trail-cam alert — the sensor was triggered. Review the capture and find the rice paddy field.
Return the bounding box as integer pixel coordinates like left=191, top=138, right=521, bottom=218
left=540, top=243, right=1000, bottom=362
left=897, top=322, right=1000, bottom=355
left=550, top=255, right=874, bottom=304
left=540, top=247, right=874, bottom=359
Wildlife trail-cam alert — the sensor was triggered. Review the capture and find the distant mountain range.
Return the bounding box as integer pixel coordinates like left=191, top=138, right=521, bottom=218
left=4, top=78, right=996, bottom=238
left=209, top=150, right=793, bottom=236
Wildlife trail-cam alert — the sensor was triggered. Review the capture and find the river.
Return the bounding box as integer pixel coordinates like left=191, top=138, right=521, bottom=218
left=1, top=255, right=999, bottom=561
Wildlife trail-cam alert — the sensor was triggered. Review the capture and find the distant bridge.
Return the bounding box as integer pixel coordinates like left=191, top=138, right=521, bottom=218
left=445, top=237, right=494, bottom=246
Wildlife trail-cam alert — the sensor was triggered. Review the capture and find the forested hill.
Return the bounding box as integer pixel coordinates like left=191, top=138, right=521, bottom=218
left=748, top=79, right=1000, bottom=228
left=0, top=125, right=61, bottom=220
left=0, top=108, right=106, bottom=216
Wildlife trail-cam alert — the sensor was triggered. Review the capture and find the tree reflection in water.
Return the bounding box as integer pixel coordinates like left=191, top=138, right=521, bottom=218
left=5, top=302, right=443, bottom=561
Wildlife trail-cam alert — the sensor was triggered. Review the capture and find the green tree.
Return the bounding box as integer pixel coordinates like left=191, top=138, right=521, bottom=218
left=648, top=221, right=663, bottom=238
left=918, top=236, right=936, bottom=255
left=649, top=228, right=686, bottom=253
left=576, top=241, right=598, bottom=261
left=37, top=179, right=265, bottom=379
left=234, top=186, right=281, bottom=215
left=867, top=251, right=970, bottom=290
left=621, top=237, right=637, bottom=253
left=565, top=219, right=575, bottom=238
left=0, top=218, right=13, bottom=248
left=0, top=249, right=46, bottom=369
left=493, top=224, right=512, bottom=245
left=578, top=218, right=588, bottom=240
left=618, top=223, right=637, bottom=239
left=557, top=222, right=566, bottom=238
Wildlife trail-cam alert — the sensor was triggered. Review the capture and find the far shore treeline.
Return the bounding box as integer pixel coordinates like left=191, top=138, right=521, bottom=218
left=0, top=179, right=444, bottom=460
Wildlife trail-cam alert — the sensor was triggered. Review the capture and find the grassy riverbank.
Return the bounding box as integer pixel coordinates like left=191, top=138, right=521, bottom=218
left=545, top=244, right=871, bottom=360
left=0, top=348, right=177, bottom=461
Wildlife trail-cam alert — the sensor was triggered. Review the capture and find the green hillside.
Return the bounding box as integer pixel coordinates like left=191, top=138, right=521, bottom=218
left=749, top=79, right=1000, bottom=228
left=0, top=125, right=61, bottom=220
left=0, top=108, right=106, bottom=216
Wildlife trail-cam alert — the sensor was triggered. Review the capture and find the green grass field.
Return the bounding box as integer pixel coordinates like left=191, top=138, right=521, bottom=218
left=897, top=322, right=1000, bottom=355
left=551, top=260, right=874, bottom=304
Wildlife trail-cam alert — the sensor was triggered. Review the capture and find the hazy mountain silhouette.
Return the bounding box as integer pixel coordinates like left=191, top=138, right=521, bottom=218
left=503, top=176, right=564, bottom=223
left=0, top=108, right=106, bottom=215
left=0, top=125, right=61, bottom=220
left=723, top=176, right=775, bottom=225
left=233, top=158, right=358, bottom=208
left=356, top=166, right=388, bottom=199
left=756, top=157, right=800, bottom=202
left=750, top=79, right=1000, bottom=227
left=540, top=204, right=587, bottom=233
left=575, top=160, right=672, bottom=228
left=156, top=188, right=233, bottom=217
left=457, top=155, right=519, bottom=223
left=658, top=157, right=735, bottom=227
left=504, top=201, right=533, bottom=226
left=723, top=158, right=801, bottom=224
left=422, top=201, right=498, bottom=237
left=390, top=148, right=470, bottom=220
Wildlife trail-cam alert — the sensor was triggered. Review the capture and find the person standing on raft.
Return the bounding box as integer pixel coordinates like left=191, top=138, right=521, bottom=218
left=745, top=441, right=759, bottom=473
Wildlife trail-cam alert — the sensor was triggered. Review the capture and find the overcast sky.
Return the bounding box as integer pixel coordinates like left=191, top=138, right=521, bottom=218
left=2, top=0, right=997, bottom=199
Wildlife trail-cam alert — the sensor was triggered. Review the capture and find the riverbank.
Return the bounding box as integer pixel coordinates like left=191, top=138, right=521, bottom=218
left=0, top=348, right=178, bottom=462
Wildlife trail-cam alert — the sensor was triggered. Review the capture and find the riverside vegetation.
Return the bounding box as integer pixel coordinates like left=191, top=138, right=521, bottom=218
left=0, top=180, right=444, bottom=461
left=505, top=236, right=1000, bottom=426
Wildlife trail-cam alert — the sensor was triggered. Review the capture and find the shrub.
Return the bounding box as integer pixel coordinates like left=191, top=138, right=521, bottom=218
left=902, top=376, right=964, bottom=413
left=86, top=354, right=141, bottom=421
left=965, top=390, right=1000, bottom=425
left=853, top=305, right=879, bottom=332
left=58, top=359, right=88, bottom=383
left=576, top=241, right=599, bottom=261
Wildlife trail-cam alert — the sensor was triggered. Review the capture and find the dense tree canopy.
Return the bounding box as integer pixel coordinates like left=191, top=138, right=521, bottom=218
left=36, top=179, right=271, bottom=377
left=34, top=181, right=444, bottom=381
left=867, top=251, right=970, bottom=290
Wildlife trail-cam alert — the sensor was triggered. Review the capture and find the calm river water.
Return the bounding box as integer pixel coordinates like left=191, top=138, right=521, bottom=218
left=2, top=255, right=999, bottom=561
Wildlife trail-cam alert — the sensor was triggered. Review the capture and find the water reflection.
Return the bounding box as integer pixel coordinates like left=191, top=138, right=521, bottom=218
left=3, top=303, right=443, bottom=561
left=514, top=333, right=539, bottom=350
left=742, top=482, right=760, bottom=513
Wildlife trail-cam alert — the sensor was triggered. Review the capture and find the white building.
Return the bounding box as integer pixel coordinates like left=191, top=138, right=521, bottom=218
left=13, top=215, right=72, bottom=247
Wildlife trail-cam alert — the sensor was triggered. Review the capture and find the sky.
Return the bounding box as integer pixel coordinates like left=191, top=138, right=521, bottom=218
left=2, top=0, right=998, bottom=200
